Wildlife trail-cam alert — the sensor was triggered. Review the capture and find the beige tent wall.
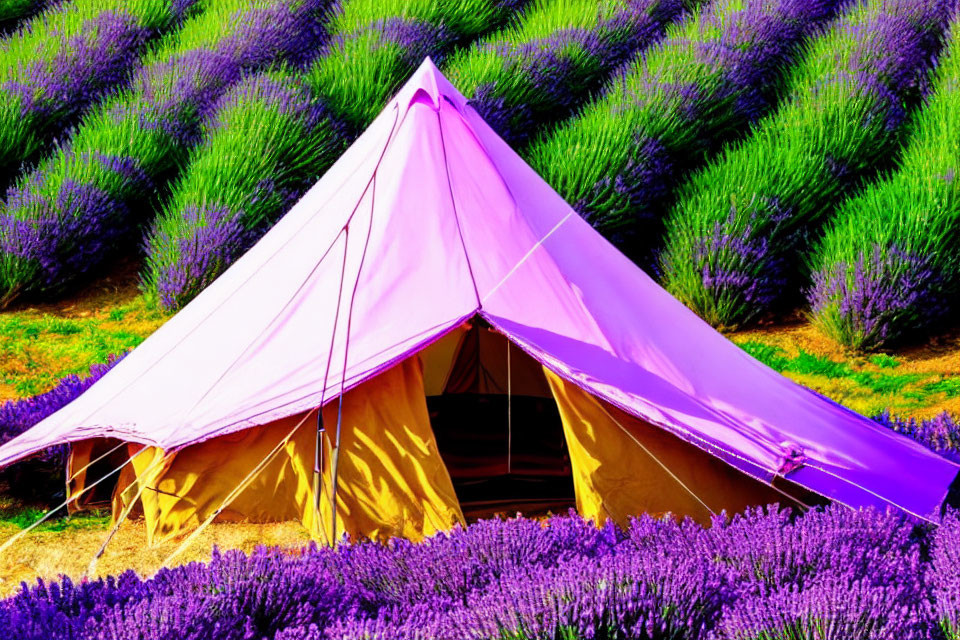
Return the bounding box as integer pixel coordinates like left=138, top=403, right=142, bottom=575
left=79, top=355, right=462, bottom=545
left=543, top=367, right=783, bottom=527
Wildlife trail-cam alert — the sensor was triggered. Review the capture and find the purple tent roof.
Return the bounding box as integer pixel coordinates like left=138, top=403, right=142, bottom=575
left=1, top=59, right=956, bottom=519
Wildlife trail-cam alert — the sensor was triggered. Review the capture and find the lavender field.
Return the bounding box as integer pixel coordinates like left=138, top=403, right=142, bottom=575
left=2, top=0, right=960, bottom=636
left=4, top=507, right=960, bottom=639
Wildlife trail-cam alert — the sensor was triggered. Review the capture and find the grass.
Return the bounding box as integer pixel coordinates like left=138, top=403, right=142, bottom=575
left=0, top=258, right=168, bottom=402
left=0, top=512, right=311, bottom=596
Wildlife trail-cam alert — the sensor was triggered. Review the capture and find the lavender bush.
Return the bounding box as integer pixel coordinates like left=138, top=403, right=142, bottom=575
left=807, top=12, right=960, bottom=350
left=0, top=355, right=123, bottom=500
left=659, top=0, right=956, bottom=330
left=309, top=0, right=527, bottom=132
left=0, top=507, right=951, bottom=639
left=0, top=0, right=202, bottom=189
left=445, top=0, right=693, bottom=148
left=143, top=71, right=345, bottom=309
left=0, top=0, right=337, bottom=306
left=143, top=0, right=523, bottom=311
left=526, top=0, right=844, bottom=252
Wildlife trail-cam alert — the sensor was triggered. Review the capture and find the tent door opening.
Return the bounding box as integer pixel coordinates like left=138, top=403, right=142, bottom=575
left=422, top=320, right=575, bottom=520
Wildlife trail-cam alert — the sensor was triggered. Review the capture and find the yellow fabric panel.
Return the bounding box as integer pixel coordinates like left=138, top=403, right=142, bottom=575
left=110, top=355, right=462, bottom=545
left=66, top=439, right=95, bottom=514
left=316, top=355, right=465, bottom=542
left=421, top=324, right=469, bottom=395
left=544, top=367, right=781, bottom=527
left=113, top=414, right=316, bottom=546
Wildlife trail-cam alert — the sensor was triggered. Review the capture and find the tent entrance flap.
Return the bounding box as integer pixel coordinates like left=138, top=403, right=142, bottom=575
left=543, top=367, right=788, bottom=527
left=422, top=321, right=575, bottom=518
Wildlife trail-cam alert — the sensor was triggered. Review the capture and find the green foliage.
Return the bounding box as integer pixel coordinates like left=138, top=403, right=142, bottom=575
left=870, top=354, right=900, bottom=369
left=0, top=507, right=109, bottom=532
left=0, top=297, right=164, bottom=397
left=310, top=0, right=521, bottom=129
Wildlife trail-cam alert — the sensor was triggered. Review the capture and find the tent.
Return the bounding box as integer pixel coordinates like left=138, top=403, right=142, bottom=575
left=1, top=59, right=958, bottom=546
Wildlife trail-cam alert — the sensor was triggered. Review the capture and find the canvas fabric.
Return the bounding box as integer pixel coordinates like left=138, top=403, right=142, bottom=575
left=544, top=368, right=783, bottom=527
left=75, top=356, right=462, bottom=544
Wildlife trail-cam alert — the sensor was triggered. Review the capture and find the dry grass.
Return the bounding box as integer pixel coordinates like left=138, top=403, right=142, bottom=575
left=0, top=516, right=313, bottom=597
left=727, top=320, right=960, bottom=419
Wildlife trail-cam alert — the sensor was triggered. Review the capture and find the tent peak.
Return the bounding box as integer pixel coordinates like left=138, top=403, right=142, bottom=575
left=398, top=57, right=467, bottom=112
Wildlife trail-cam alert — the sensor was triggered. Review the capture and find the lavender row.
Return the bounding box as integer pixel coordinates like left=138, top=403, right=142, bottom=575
left=525, top=0, right=845, bottom=255
left=445, top=0, right=694, bottom=149
left=142, top=0, right=523, bottom=310
left=659, top=0, right=956, bottom=330
left=807, top=13, right=960, bottom=350
left=0, top=0, right=337, bottom=307
left=0, top=0, right=202, bottom=190
left=5, top=506, right=960, bottom=639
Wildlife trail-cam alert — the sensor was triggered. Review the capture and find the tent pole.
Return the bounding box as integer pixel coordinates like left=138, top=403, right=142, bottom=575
left=506, top=340, right=512, bottom=475
left=330, top=394, right=345, bottom=546
left=313, top=408, right=327, bottom=545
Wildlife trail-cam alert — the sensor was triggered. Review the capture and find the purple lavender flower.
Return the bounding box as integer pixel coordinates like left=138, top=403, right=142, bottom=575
left=932, top=511, right=960, bottom=639
left=873, top=411, right=960, bottom=463
left=810, top=243, right=949, bottom=350
left=538, top=0, right=843, bottom=243
left=715, top=573, right=932, bottom=640
left=0, top=354, right=124, bottom=461
left=144, top=71, right=345, bottom=310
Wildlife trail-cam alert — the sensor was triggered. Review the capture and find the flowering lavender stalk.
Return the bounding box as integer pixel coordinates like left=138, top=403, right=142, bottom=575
left=0, top=0, right=337, bottom=306
left=445, top=0, right=693, bottom=148
left=808, top=14, right=960, bottom=350
left=143, top=72, right=345, bottom=309
left=441, top=548, right=733, bottom=640
left=526, top=0, right=844, bottom=251
left=0, top=0, right=202, bottom=189
left=0, top=509, right=946, bottom=638
left=873, top=410, right=960, bottom=463
left=142, top=0, right=523, bottom=311
left=659, top=0, right=956, bottom=330
left=933, top=511, right=960, bottom=639
left=715, top=574, right=933, bottom=640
